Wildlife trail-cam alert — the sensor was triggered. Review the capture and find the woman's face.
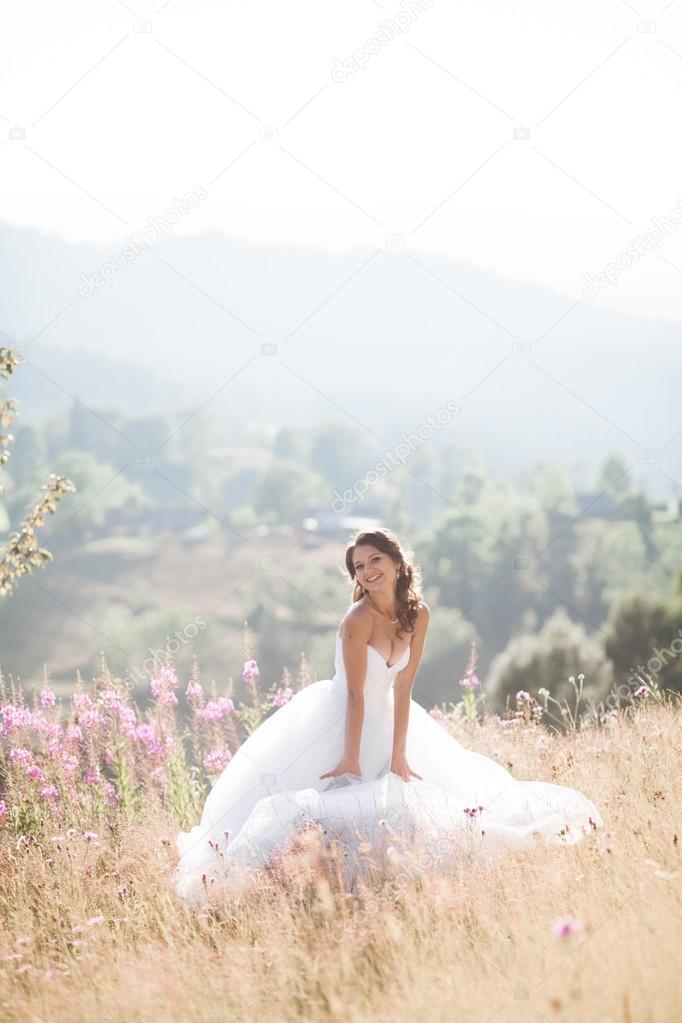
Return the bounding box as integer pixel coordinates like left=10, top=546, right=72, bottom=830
left=351, top=544, right=399, bottom=592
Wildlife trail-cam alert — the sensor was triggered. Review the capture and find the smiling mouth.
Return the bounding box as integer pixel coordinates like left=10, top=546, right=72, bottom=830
left=366, top=574, right=382, bottom=583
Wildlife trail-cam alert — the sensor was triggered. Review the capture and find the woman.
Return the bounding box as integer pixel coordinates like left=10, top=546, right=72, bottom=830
left=174, top=528, right=604, bottom=906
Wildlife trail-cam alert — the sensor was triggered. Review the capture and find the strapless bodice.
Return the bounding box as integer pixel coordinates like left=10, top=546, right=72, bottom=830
left=332, top=634, right=411, bottom=705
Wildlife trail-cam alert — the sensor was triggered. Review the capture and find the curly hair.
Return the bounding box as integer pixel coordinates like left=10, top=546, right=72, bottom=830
left=344, top=527, right=423, bottom=638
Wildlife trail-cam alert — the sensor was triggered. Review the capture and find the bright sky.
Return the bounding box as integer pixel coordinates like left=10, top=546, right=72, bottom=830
left=2, top=0, right=682, bottom=322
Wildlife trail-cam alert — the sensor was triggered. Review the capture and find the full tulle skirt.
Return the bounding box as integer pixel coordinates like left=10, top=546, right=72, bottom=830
left=173, top=677, right=603, bottom=907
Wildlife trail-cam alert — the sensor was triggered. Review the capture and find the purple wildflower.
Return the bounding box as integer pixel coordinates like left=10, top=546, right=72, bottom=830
left=40, top=689, right=56, bottom=708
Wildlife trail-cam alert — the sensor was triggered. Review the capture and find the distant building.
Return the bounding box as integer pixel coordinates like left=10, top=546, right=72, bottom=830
left=650, top=498, right=681, bottom=524
left=575, top=491, right=618, bottom=518
left=301, top=509, right=384, bottom=541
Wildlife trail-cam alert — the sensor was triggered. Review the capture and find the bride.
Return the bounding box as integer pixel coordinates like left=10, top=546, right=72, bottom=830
left=174, top=528, right=604, bottom=906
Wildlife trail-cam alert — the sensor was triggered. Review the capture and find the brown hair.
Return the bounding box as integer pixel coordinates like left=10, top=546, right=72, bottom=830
left=344, top=528, right=423, bottom=638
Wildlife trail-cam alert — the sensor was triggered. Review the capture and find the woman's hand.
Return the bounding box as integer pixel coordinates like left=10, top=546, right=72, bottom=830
left=320, top=758, right=362, bottom=781
left=390, top=753, right=422, bottom=783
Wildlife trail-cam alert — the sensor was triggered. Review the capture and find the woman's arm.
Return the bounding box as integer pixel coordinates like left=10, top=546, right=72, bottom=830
left=320, top=609, right=372, bottom=780
left=391, top=602, right=430, bottom=782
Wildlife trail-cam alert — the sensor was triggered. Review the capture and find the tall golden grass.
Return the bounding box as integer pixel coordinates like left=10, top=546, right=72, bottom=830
left=1, top=702, right=680, bottom=1022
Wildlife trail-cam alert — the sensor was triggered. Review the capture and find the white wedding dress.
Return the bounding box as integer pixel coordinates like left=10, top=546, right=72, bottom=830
left=173, top=635, right=604, bottom=906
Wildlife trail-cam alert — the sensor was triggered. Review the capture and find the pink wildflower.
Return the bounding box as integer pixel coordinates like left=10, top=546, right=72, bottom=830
left=80, top=709, right=106, bottom=729
left=117, top=705, right=137, bottom=734
left=40, top=785, right=59, bottom=802
left=102, top=780, right=119, bottom=806
left=242, top=659, right=260, bottom=684
left=203, top=747, right=233, bottom=774
left=84, top=766, right=100, bottom=786
left=1, top=704, right=32, bottom=733
left=9, top=747, right=33, bottom=765
left=98, top=689, right=123, bottom=712
left=185, top=679, right=203, bottom=703
left=40, top=689, right=56, bottom=708
left=272, top=686, right=293, bottom=708
left=64, top=724, right=83, bottom=747
left=551, top=916, right=584, bottom=940
left=0, top=801, right=8, bottom=819
left=197, top=696, right=235, bottom=720
left=26, top=764, right=45, bottom=782
left=133, top=723, right=169, bottom=759
left=458, top=642, right=481, bottom=689
left=150, top=666, right=179, bottom=707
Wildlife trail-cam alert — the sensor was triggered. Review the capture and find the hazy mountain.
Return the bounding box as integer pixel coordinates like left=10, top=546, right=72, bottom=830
left=1, top=221, right=680, bottom=486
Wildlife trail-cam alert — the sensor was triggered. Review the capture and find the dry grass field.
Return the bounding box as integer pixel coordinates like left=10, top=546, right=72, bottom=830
left=1, top=681, right=680, bottom=1023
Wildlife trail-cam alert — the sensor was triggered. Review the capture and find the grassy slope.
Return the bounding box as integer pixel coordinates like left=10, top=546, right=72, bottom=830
left=1, top=704, right=680, bottom=1022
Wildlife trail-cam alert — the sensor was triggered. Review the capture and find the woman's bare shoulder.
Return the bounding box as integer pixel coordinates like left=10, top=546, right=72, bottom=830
left=338, top=602, right=373, bottom=639
left=415, top=601, right=431, bottom=629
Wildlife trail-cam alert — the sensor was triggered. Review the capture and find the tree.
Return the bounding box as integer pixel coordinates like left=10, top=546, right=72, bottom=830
left=531, top=464, right=579, bottom=521
left=309, top=423, right=368, bottom=487
left=604, top=593, right=682, bottom=695
left=251, top=463, right=326, bottom=525
left=486, top=608, right=613, bottom=717
left=596, top=454, right=632, bottom=498
left=0, top=347, right=75, bottom=596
